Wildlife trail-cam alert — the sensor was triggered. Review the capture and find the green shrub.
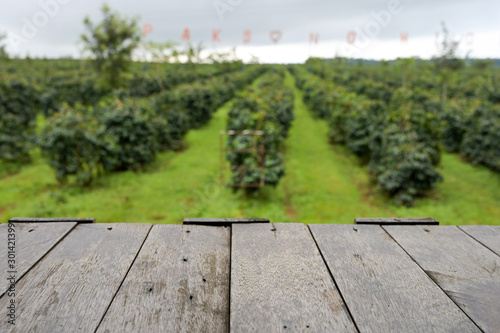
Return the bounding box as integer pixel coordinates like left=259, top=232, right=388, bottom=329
left=38, top=105, right=102, bottom=185
left=442, top=105, right=468, bottom=153
left=369, top=89, right=442, bottom=206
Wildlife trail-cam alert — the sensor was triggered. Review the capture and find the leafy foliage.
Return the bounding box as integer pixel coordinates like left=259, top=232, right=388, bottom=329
left=442, top=104, right=468, bottom=153
left=369, top=89, right=443, bottom=206
left=292, top=64, right=443, bottom=206
left=226, top=70, right=294, bottom=188
left=38, top=105, right=102, bottom=185
left=461, top=105, right=500, bottom=172
left=152, top=66, right=265, bottom=149
left=0, top=80, right=37, bottom=165
left=98, top=101, right=158, bottom=171
left=81, top=4, right=141, bottom=88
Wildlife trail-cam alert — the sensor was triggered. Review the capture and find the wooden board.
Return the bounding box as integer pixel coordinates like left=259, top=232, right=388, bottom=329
left=309, top=224, right=480, bottom=332
left=355, top=217, right=438, bottom=225
left=230, top=223, right=357, bottom=332
left=0, top=223, right=151, bottom=332
left=385, top=225, right=500, bottom=333
left=459, top=225, right=500, bottom=256
left=97, top=224, right=231, bottom=332
left=0, top=222, right=77, bottom=297
left=9, top=217, right=95, bottom=223
left=183, top=218, right=269, bottom=226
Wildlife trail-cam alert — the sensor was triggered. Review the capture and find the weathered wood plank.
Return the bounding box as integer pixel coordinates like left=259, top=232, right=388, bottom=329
left=0, top=222, right=77, bottom=297
left=183, top=218, right=269, bottom=226
left=459, top=225, right=500, bottom=257
left=310, top=224, right=480, bottom=332
left=0, top=223, right=151, bottom=332
left=355, top=217, right=438, bottom=225
left=385, top=225, right=500, bottom=333
left=230, top=223, right=357, bottom=332
left=97, top=224, right=230, bottom=333
left=9, top=217, right=95, bottom=223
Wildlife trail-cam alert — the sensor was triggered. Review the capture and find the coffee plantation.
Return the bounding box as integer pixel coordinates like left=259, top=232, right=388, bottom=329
left=0, top=57, right=498, bottom=208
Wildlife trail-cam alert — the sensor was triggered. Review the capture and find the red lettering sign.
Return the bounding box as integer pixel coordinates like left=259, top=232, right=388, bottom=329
left=212, top=29, right=221, bottom=42
left=347, top=31, right=356, bottom=44
left=243, top=30, right=251, bottom=44
left=143, top=24, right=153, bottom=37
left=400, top=32, right=409, bottom=42
left=270, top=30, right=282, bottom=43
left=181, top=28, right=191, bottom=42
left=310, top=32, right=319, bottom=44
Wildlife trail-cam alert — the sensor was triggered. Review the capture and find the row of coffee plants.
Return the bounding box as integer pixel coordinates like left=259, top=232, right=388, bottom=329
left=291, top=65, right=443, bottom=206
left=152, top=66, right=266, bottom=150
left=128, top=61, right=243, bottom=97
left=225, top=69, right=294, bottom=189
left=37, top=67, right=265, bottom=185
left=40, top=63, right=243, bottom=115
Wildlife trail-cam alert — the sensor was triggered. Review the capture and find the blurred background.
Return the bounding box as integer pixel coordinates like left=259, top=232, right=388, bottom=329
left=0, top=1, right=499, bottom=225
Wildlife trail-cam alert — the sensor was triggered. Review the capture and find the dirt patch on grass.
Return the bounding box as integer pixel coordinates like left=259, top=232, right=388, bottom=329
left=358, top=183, right=378, bottom=207
left=182, top=198, right=195, bottom=207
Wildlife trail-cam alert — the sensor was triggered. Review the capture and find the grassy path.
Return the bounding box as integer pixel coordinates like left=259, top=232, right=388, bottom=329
left=281, top=71, right=391, bottom=223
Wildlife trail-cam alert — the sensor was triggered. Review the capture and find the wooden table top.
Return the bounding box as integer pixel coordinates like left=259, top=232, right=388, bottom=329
left=1, top=222, right=499, bottom=332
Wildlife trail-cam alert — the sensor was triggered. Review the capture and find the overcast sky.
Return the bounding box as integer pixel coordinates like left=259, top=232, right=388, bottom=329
left=0, top=0, right=499, bottom=63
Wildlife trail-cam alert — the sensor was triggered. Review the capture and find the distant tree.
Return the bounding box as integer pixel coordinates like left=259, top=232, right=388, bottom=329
left=81, top=4, right=141, bottom=88
left=433, top=22, right=464, bottom=106
left=0, top=33, right=8, bottom=59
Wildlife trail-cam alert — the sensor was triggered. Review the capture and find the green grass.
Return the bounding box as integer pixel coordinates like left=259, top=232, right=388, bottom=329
left=1, top=71, right=500, bottom=225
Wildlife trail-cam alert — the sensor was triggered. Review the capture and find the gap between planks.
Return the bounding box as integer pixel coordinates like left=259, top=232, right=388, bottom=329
left=380, top=225, right=485, bottom=331
left=94, top=224, right=154, bottom=332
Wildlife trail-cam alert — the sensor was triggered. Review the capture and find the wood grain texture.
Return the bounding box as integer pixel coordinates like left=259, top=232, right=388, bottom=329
left=9, top=217, right=95, bottom=223
left=310, top=224, right=480, bottom=332
left=459, top=225, right=500, bottom=256
left=97, top=224, right=231, bottom=333
left=230, top=223, right=357, bottom=333
left=0, top=223, right=151, bottom=333
left=183, top=218, right=269, bottom=226
left=0, top=222, right=77, bottom=296
left=354, top=218, right=438, bottom=225
left=385, top=225, right=500, bottom=333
